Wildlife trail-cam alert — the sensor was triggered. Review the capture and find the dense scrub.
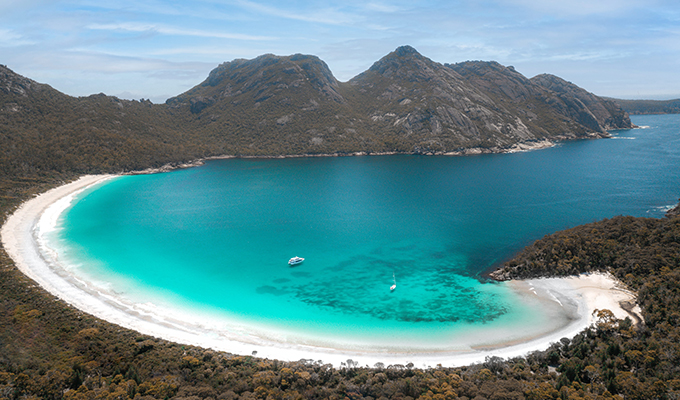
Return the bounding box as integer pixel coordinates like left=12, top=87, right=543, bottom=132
left=614, top=98, right=680, bottom=115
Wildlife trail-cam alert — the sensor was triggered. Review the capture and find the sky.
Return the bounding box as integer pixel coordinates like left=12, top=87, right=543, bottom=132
left=1, top=0, right=679, bottom=103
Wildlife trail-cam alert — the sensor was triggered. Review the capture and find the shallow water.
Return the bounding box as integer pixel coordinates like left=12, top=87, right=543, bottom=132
left=46, top=114, right=680, bottom=351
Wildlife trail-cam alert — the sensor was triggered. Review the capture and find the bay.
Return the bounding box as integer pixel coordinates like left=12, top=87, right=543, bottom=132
left=49, top=114, right=680, bottom=351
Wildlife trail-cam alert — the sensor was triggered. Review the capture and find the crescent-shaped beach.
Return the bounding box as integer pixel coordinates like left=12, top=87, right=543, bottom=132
left=1, top=175, right=643, bottom=368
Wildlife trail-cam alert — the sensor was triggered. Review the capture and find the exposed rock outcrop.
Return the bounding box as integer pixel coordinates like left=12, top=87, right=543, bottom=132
left=167, top=53, right=345, bottom=114
left=667, top=200, right=680, bottom=218
left=531, top=74, right=634, bottom=131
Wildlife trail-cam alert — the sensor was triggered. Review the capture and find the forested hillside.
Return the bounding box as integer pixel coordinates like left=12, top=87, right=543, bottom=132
left=0, top=66, right=214, bottom=176
left=613, top=98, right=680, bottom=115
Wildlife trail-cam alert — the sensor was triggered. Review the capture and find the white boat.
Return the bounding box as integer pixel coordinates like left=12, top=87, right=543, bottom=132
left=288, top=256, right=304, bottom=266
left=390, top=272, right=396, bottom=291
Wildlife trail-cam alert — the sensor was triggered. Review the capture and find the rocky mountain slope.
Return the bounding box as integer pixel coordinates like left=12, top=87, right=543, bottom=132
left=2, top=46, right=634, bottom=177
left=530, top=73, right=632, bottom=131
left=168, top=46, right=633, bottom=155
left=165, top=53, right=360, bottom=155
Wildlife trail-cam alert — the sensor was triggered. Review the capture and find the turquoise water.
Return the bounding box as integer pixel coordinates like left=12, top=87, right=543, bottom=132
left=52, top=114, right=679, bottom=350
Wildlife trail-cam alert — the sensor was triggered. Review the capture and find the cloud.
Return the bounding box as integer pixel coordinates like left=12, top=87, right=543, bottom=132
left=232, top=0, right=361, bottom=26
left=363, top=2, right=404, bottom=13
left=87, top=22, right=275, bottom=41
left=0, top=29, right=36, bottom=46
left=148, top=46, right=257, bottom=57
left=544, top=50, right=631, bottom=62
left=497, top=0, right=661, bottom=17
left=10, top=47, right=211, bottom=75
left=0, top=0, right=52, bottom=15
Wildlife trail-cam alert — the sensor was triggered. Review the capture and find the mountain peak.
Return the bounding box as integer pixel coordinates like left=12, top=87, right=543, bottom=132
left=393, top=45, right=421, bottom=57
left=531, top=73, right=577, bottom=92
left=166, top=51, right=343, bottom=112
left=363, top=45, right=438, bottom=79
left=382, top=45, right=427, bottom=63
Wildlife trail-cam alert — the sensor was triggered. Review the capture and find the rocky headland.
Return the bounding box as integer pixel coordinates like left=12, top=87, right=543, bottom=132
left=668, top=199, right=680, bottom=217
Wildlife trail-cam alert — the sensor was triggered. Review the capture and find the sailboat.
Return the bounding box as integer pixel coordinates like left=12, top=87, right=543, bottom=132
left=390, top=272, right=396, bottom=291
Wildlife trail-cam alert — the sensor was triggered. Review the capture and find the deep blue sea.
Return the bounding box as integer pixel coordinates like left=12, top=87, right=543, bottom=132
left=50, top=114, right=680, bottom=351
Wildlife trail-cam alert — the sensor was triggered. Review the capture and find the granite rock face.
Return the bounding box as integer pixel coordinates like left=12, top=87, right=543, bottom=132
left=531, top=73, right=633, bottom=131
left=1, top=65, right=48, bottom=98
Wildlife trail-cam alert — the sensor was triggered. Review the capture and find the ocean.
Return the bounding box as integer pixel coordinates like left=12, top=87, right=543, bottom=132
left=43, top=114, right=680, bottom=353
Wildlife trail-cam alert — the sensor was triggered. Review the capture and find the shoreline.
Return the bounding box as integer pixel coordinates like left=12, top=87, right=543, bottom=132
left=128, top=139, right=560, bottom=175
left=127, top=128, right=634, bottom=175
left=1, top=175, right=642, bottom=368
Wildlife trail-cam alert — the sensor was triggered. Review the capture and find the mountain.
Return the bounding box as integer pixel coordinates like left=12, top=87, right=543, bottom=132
left=530, top=74, right=633, bottom=131
left=611, top=98, right=680, bottom=115
left=2, top=46, right=634, bottom=178
left=167, top=45, right=633, bottom=155
left=168, top=53, right=344, bottom=111
left=165, top=53, right=359, bottom=155
left=0, top=65, right=211, bottom=178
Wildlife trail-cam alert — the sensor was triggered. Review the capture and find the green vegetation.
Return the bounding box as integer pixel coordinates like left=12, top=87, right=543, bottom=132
left=613, top=99, right=680, bottom=115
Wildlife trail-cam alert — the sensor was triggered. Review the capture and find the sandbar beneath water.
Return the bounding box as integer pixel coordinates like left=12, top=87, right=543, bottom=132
left=1, top=175, right=642, bottom=368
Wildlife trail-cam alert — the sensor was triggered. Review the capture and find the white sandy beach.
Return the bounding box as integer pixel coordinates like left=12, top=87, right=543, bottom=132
left=1, top=175, right=643, bottom=368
